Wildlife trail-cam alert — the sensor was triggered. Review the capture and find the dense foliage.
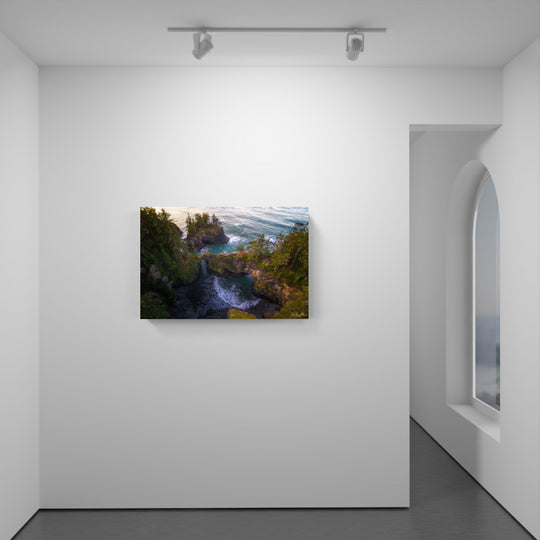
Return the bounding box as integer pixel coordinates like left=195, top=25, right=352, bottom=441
left=246, top=225, right=309, bottom=318
left=246, top=225, right=309, bottom=288
left=141, top=292, right=171, bottom=319
left=185, top=212, right=220, bottom=236
left=273, top=291, right=309, bottom=320
left=140, top=207, right=199, bottom=317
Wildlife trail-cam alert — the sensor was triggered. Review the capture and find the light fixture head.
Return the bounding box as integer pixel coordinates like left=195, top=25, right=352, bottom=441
left=192, top=31, right=214, bottom=60
left=346, top=31, right=364, bottom=61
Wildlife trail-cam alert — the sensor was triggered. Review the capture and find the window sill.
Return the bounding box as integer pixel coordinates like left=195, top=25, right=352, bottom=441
left=448, top=404, right=501, bottom=442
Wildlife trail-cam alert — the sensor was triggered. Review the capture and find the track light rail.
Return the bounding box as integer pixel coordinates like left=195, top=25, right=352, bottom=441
left=168, top=27, right=387, bottom=33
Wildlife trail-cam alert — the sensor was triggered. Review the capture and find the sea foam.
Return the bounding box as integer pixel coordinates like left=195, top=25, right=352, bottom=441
left=212, top=276, right=259, bottom=310
left=227, top=235, right=245, bottom=244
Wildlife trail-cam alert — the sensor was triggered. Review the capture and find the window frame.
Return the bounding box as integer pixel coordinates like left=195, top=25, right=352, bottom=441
left=471, top=171, right=501, bottom=419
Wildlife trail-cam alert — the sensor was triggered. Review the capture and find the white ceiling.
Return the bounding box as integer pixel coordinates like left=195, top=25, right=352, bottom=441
left=0, top=0, right=538, bottom=67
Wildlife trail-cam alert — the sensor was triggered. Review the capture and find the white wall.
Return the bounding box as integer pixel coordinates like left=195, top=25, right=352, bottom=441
left=0, top=32, right=40, bottom=539
left=39, top=66, right=500, bottom=509
left=411, top=39, right=540, bottom=537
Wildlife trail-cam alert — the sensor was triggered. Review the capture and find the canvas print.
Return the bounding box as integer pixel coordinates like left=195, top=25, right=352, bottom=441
left=140, top=207, right=309, bottom=319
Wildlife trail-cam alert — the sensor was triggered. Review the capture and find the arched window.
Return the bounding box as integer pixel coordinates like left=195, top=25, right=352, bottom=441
left=473, top=176, right=500, bottom=412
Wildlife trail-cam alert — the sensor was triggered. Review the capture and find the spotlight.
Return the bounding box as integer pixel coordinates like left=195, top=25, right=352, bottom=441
left=192, top=31, right=213, bottom=60
left=346, top=31, right=364, bottom=61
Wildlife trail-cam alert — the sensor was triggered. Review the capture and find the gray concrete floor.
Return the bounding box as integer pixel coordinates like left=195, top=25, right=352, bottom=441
left=13, top=420, right=533, bottom=540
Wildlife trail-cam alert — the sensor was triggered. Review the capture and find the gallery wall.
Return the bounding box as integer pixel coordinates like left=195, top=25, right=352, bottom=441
left=0, top=32, right=40, bottom=540
left=410, top=39, right=540, bottom=537
left=39, top=66, right=500, bottom=508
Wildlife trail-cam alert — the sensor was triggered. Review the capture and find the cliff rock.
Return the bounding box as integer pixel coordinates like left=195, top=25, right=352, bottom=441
left=187, top=226, right=229, bottom=252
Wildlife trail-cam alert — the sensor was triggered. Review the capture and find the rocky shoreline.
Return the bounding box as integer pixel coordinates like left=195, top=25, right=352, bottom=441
left=201, top=252, right=295, bottom=306
left=160, top=248, right=305, bottom=320
left=170, top=277, right=279, bottom=319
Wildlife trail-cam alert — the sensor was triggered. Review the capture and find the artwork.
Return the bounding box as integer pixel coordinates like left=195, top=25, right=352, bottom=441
left=140, top=206, right=309, bottom=319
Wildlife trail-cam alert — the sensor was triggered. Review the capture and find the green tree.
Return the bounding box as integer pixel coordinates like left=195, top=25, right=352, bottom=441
left=267, top=225, right=308, bottom=287
left=185, top=213, right=193, bottom=236
left=140, top=207, right=199, bottom=317
left=247, top=233, right=273, bottom=264
left=185, top=212, right=220, bottom=237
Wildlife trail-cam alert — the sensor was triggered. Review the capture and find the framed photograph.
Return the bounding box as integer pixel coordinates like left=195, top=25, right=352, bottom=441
left=140, top=206, right=309, bottom=319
